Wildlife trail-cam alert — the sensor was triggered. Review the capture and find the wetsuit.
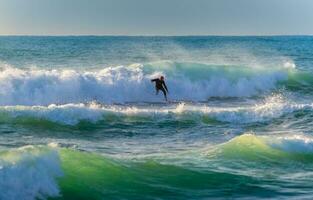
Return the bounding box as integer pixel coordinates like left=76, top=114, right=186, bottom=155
left=151, top=78, right=168, bottom=100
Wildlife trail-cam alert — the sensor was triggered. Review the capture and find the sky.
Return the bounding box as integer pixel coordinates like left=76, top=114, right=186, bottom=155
left=0, top=0, right=313, bottom=36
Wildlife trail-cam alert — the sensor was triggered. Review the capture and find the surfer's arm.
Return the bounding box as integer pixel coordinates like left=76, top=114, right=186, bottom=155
left=151, top=79, right=157, bottom=82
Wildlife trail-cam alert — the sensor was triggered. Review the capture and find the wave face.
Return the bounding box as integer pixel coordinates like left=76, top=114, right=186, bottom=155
left=0, top=61, right=300, bottom=105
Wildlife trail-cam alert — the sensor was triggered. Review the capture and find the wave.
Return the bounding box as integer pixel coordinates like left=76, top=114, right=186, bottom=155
left=0, top=95, right=311, bottom=126
left=3, top=133, right=313, bottom=200
left=0, top=61, right=305, bottom=105
left=4, top=145, right=272, bottom=200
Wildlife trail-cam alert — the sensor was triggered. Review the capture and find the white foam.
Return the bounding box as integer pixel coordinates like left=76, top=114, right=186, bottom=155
left=0, top=146, right=63, bottom=200
left=265, top=134, right=313, bottom=153
left=284, top=61, right=296, bottom=69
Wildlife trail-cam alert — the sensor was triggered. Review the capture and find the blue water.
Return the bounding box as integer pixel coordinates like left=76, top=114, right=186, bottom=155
left=1, top=36, right=313, bottom=200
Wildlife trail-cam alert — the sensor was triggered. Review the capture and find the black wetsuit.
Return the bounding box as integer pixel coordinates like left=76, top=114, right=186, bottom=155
left=151, top=78, right=168, bottom=100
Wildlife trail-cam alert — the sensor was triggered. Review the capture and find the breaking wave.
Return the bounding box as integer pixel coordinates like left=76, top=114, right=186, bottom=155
left=0, top=61, right=304, bottom=105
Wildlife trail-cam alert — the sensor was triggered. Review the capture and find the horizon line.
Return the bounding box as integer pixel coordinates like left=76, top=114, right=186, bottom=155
left=0, top=34, right=313, bottom=37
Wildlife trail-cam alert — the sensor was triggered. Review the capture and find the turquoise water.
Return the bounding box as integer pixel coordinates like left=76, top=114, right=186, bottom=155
left=1, top=36, right=313, bottom=199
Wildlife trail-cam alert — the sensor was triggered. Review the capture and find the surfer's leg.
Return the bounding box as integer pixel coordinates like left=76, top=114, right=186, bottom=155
left=160, top=88, right=167, bottom=101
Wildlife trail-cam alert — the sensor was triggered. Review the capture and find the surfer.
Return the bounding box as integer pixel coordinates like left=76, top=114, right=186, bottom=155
left=151, top=76, right=169, bottom=101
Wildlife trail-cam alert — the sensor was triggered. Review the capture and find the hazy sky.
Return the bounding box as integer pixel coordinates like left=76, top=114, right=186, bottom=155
left=0, top=0, right=313, bottom=35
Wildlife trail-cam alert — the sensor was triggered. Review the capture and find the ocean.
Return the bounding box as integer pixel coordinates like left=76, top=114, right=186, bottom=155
left=0, top=36, right=313, bottom=199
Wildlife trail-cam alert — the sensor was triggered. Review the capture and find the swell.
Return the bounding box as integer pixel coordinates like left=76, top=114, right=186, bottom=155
left=0, top=61, right=309, bottom=105
left=3, top=133, right=313, bottom=200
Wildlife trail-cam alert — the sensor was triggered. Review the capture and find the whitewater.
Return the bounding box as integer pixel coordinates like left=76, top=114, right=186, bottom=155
left=1, top=36, right=313, bottom=199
